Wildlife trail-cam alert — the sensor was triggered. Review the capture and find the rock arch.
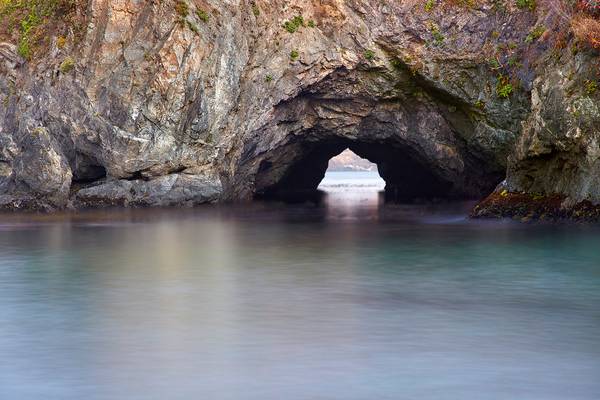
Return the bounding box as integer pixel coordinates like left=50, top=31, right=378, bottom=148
left=225, top=67, right=511, bottom=203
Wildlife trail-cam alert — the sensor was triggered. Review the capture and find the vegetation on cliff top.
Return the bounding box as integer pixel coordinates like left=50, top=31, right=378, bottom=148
left=0, top=0, right=77, bottom=59
left=1, top=0, right=597, bottom=100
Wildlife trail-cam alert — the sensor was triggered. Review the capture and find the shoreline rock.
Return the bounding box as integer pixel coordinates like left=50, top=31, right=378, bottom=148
left=471, top=186, right=600, bottom=222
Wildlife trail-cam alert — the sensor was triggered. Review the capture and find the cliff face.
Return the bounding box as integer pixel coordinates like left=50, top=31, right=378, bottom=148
left=0, top=0, right=598, bottom=215
left=470, top=50, right=600, bottom=221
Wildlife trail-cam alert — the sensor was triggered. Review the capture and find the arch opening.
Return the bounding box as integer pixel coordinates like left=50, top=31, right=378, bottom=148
left=250, top=137, right=478, bottom=203
left=317, top=148, right=385, bottom=192
left=227, top=65, right=510, bottom=206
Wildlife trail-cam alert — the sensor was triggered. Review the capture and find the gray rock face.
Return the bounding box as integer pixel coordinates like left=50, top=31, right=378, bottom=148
left=505, top=52, right=600, bottom=206
left=231, top=65, right=515, bottom=202
left=73, top=173, right=222, bottom=208
left=0, top=0, right=597, bottom=213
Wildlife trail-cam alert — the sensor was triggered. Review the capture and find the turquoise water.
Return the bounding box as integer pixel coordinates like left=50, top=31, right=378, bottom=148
left=1, top=172, right=600, bottom=399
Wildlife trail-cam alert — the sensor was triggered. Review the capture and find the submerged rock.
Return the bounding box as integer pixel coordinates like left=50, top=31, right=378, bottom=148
left=0, top=0, right=598, bottom=218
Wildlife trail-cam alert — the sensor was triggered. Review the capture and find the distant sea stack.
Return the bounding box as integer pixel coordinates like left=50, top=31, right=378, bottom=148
left=326, top=150, right=377, bottom=172
left=0, top=0, right=599, bottom=219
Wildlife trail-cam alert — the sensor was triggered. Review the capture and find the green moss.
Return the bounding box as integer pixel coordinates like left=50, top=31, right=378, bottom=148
left=265, top=74, right=273, bottom=82
left=515, top=0, right=536, bottom=11
left=454, top=0, right=476, bottom=7
left=364, top=49, right=375, bottom=60
left=0, top=0, right=74, bottom=59
left=570, top=46, right=580, bottom=59
left=175, top=0, right=189, bottom=17
left=491, top=0, right=506, bottom=11
left=429, top=23, right=444, bottom=46
left=251, top=3, right=260, bottom=17
left=59, top=56, right=74, bottom=73
left=424, top=0, right=436, bottom=12
left=290, top=49, right=299, bottom=61
left=283, top=15, right=304, bottom=33
left=585, top=80, right=598, bottom=95
left=525, top=25, right=545, bottom=43
left=196, top=9, right=209, bottom=22
left=56, top=35, right=66, bottom=48
left=307, top=19, right=315, bottom=28
left=390, top=58, right=402, bottom=70
left=488, top=58, right=500, bottom=69
left=532, top=193, right=545, bottom=201
left=17, top=37, right=30, bottom=58
left=496, top=74, right=513, bottom=98
left=507, top=55, right=520, bottom=67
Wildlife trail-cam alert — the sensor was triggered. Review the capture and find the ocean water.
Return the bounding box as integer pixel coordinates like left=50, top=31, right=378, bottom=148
left=1, top=171, right=600, bottom=400
left=318, top=170, right=386, bottom=190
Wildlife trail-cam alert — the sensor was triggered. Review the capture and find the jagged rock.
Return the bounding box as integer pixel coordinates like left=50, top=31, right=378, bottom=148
left=506, top=53, right=600, bottom=205
left=474, top=51, right=600, bottom=219
left=9, top=127, right=72, bottom=209
left=0, top=43, right=22, bottom=71
left=0, top=0, right=598, bottom=218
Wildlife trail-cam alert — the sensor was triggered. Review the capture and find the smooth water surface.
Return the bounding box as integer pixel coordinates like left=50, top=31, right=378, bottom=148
left=1, top=172, right=600, bottom=399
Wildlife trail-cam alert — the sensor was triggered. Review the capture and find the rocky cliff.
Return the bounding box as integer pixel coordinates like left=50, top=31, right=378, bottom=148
left=0, top=0, right=598, bottom=217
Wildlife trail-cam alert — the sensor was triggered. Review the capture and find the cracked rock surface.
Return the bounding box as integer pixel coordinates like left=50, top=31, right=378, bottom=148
left=0, top=0, right=598, bottom=215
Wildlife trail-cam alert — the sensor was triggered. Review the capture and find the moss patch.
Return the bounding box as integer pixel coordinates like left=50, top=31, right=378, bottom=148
left=515, top=0, right=536, bottom=11
left=175, top=0, right=189, bottom=18
left=496, top=74, right=514, bottom=98
left=283, top=15, right=305, bottom=33
left=59, top=55, right=74, bottom=73
left=251, top=1, right=259, bottom=17
left=525, top=25, right=545, bottom=43
left=585, top=79, right=598, bottom=95
left=428, top=22, right=444, bottom=46
left=196, top=9, right=209, bottom=23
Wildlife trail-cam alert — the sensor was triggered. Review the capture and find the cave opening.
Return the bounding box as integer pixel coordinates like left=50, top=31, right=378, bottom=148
left=71, top=153, right=107, bottom=185
left=228, top=66, right=509, bottom=208
left=251, top=137, right=467, bottom=204
left=317, top=148, right=385, bottom=192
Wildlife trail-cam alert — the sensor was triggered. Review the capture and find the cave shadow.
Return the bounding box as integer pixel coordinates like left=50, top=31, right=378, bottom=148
left=252, top=138, right=468, bottom=205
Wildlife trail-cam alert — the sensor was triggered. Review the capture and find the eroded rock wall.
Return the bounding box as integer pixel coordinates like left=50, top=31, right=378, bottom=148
left=0, top=0, right=598, bottom=215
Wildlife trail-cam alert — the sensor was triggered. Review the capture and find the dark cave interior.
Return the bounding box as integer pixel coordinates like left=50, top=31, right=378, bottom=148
left=252, top=138, right=469, bottom=203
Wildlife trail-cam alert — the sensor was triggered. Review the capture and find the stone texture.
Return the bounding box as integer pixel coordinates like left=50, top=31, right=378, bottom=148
left=0, top=0, right=598, bottom=215
left=73, top=172, right=222, bottom=208
left=505, top=52, right=600, bottom=205
left=473, top=49, right=600, bottom=219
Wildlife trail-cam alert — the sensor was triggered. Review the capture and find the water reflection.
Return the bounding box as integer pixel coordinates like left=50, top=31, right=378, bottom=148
left=1, top=176, right=600, bottom=399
